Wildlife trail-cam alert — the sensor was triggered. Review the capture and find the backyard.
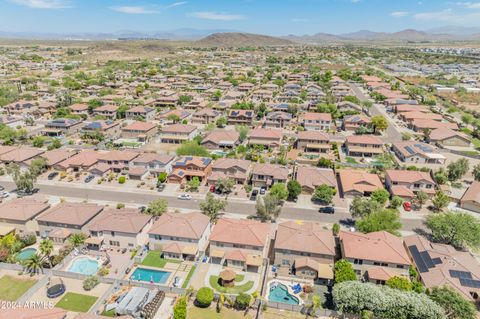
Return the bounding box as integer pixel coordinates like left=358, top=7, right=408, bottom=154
left=0, top=275, right=37, bottom=301
left=209, top=275, right=254, bottom=294
left=55, top=292, right=98, bottom=312
left=141, top=251, right=182, bottom=268
left=188, top=306, right=252, bottom=319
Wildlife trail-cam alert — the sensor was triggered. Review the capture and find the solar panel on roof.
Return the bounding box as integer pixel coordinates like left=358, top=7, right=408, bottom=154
left=432, top=257, right=442, bottom=265
left=460, top=278, right=480, bottom=288
left=450, top=270, right=472, bottom=279
left=420, top=251, right=435, bottom=269
left=408, top=245, right=428, bottom=273
left=405, top=146, right=415, bottom=155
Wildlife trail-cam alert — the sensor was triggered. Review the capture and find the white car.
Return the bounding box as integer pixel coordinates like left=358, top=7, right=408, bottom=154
left=177, top=194, right=192, bottom=200
left=1, top=191, right=10, bottom=198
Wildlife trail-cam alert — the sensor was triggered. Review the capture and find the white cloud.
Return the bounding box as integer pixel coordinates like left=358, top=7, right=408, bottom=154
left=165, top=1, right=187, bottom=9
left=455, top=2, right=480, bottom=9
left=390, top=11, right=409, bottom=17
left=11, top=0, right=71, bottom=9
left=111, top=6, right=156, bottom=14
left=414, top=9, right=480, bottom=25
left=188, top=11, right=245, bottom=21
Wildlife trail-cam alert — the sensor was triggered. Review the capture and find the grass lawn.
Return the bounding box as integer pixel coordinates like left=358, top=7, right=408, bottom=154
left=188, top=306, right=251, bottom=319
left=209, top=275, right=254, bottom=294
left=0, top=275, right=37, bottom=301
left=472, top=138, right=480, bottom=149
left=235, top=274, right=245, bottom=282
left=55, top=292, right=98, bottom=312
left=182, top=265, right=196, bottom=289
left=345, top=156, right=357, bottom=164
left=101, top=308, right=116, bottom=317
left=141, top=251, right=181, bottom=268
left=262, top=308, right=305, bottom=319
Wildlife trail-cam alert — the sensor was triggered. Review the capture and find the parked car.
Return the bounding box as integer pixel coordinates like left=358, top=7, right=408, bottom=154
left=47, top=172, right=59, bottom=180
left=250, top=189, right=258, bottom=201
left=259, top=186, right=266, bottom=195
left=0, top=191, right=10, bottom=198
left=84, top=175, right=95, bottom=183
left=209, top=185, right=216, bottom=193
left=177, top=194, right=192, bottom=200
left=17, top=189, right=36, bottom=196
left=403, top=202, right=412, bottom=212
left=319, top=206, right=335, bottom=214
left=0, top=185, right=4, bottom=191
left=139, top=206, right=147, bottom=213
left=157, top=184, right=166, bottom=192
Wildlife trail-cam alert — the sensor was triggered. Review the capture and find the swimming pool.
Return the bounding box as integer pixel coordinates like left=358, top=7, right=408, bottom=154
left=130, top=267, right=171, bottom=284
left=17, top=248, right=37, bottom=261
left=268, top=282, right=300, bottom=305
left=68, top=257, right=99, bottom=275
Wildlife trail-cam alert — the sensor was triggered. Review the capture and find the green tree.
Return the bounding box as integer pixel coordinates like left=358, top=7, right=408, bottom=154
left=29, top=157, right=48, bottom=178
left=434, top=168, right=449, bottom=185
left=48, top=138, right=62, bottom=150
left=215, top=178, right=235, bottom=195
left=308, top=294, right=322, bottom=318
left=196, top=287, right=214, bottom=308
left=317, top=157, right=334, bottom=168
left=370, top=188, right=390, bottom=206
left=69, top=233, right=87, bottom=247
left=23, top=253, right=45, bottom=275
left=235, top=125, right=249, bottom=142
left=312, top=184, right=336, bottom=204
left=167, top=114, right=181, bottom=123
left=39, top=239, right=53, bottom=268
left=6, top=164, right=35, bottom=192
left=426, top=212, right=480, bottom=249
left=429, top=286, right=476, bottom=319
left=432, top=191, right=449, bottom=212
left=32, top=136, right=45, bottom=148
left=146, top=199, right=168, bottom=216
left=447, top=158, right=469, bottom=182
left=370, top=115, right=388, bottom=133
left=334, top=259, right=357, bottom=284
left=173, top=296, right=187, bottom=319
left=186, top=177, right=200, bottom=192
left=356, top=209, right=402, bottom=236
left=256, top=194, right=281, bottom=221
left=287, top=180, right=302, bottom=201
left=385, top=276, right=412, bottom=291
left=216, top=116, right=227, bottom=128
left=472, top=164, right=480, bottom=181
left=157, top=172, right=167, bottom=184
left=349, top=197, right=382, bottom=218
left=332, top=223, right=340, bottom=236
left=234, top=293, right=251, bottom=310
left=389, top=196, right=403, bottom=209
left=414, top=190, right=429, bottom=208
left=269, top=183, right=288, bottom=201
left=200, top=193, right=227, bottom=223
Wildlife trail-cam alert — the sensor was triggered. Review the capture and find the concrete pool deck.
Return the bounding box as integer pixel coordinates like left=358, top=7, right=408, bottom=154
left=266, top=280, right=304, bottom=305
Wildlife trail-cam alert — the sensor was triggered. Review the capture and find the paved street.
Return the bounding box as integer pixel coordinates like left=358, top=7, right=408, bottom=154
left=0, top=180, right=425, bottom=232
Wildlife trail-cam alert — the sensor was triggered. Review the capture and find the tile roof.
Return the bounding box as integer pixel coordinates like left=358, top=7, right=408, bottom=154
left=149, top=212, right=210, bottom=240
left=37, top=202, right=103, bottom=226
left=275, top=221, right=335, bottom=256
left=210, top=217, right=270, bottom=247
left=338, top=169, right=383, bottom=194
left=296, top=166, right=336, bottom=189
left=0, top=198, right=50, bottom=222
left=87, top=207, right=151, bottom=234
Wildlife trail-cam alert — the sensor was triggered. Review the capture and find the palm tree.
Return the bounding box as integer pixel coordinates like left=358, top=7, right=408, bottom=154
left=23, top=253, right=44, bottom=275
left=69, top=233, right=86, bottom=248
left=39, top=239, right=54, bottom=268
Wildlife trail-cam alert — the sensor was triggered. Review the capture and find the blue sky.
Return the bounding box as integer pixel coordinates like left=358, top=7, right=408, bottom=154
left=1, top=0, right=480, bottom=35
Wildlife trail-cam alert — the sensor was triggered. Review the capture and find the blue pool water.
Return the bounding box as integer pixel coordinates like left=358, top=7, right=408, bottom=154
left=17, top=248, right=37, bottom=261
left=68, top=257, right=99, bottom=275
left=269, top=283, right=300, bottom=305
left=130, top=267, right=171, bottom=284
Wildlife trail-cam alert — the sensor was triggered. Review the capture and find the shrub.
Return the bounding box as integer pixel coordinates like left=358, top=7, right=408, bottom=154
left=83, top=276, right=99, bottom=291
left=118, top=176, right=126, bottom=184
left=173, top=296, right=187, bottom=319
left=97, top=267, right=109, bottom=277
left=17, top=233, right=36, bottom=246
left=234, top=293, right=251, bottom=310
left=196, top=287, right=214, bottom=307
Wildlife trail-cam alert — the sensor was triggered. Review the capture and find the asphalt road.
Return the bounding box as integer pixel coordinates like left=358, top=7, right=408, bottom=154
left=0, top=180, right=425, bottom=232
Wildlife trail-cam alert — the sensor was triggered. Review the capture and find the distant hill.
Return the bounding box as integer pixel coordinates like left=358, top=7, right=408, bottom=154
left=195, top=32, right=294, bottom=47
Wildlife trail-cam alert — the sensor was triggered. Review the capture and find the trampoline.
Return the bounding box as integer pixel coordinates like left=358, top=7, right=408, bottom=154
left=47, top=277, right=66, bottom=298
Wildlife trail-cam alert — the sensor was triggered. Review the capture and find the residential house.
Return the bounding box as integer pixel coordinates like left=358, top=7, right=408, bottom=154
left=36, top=202, right=104, bottom=244
left=86, top=207, right=152, bottom=251
left=303, top=113, right=333, bottom=131
left=274, top=221, right=335, bottom=284
left=0, top=198, right=50, bottom=235
left=168, top=156, right=212, bottom=184
left=125, top=106, right=155, bottom=121
left=428, top=128, right=471, bottom=148
left=132, top=153, right=175, bottom=176
left=410, top=119, right=459, bottom=132
left=460, top=181, right=480, bottom=213
left=250, top=163, right=289, bottom=188
left=96, top=150, right=139, bottom=173
left=392, top=141, right=446, bottom=164
left=159, top=124, right=198, bottom=144
left=121, top=121, right=158, bottom=142
left=337, top=169, right=383, bottom=197
left=148, top=212, right=211, bottom=261
left=55, top=150, right=99, bottom=172
left=38, top=149, right=77, bottom=168
left=201, top=130, right=240, bottom=150
left=208, top=217, right=271, bottom=273
left=345, top=135, right=383, bottom=157
left=68, top=103, right=89, bottom=115
left=208, top=158, right=251, bottom=185
left=404, top=235, right=480, bottom=301
left=191, top=109, right=221, bottom=124
left=264, top=111, right=292, bottom=128
left=81, top=120, right=121, bottom=138
left=93, top=104, right=118, bottom=120
left=158, top=109, right=190, bottom=124
left=296, top=131, right=331, bottom=154
left=295, top=166, right=336, bottom=194
left=343, top=114, right=371, bottom=131
left=42, top=118, right=83, bottom=137
left=0, top=147, right=44, bottom=167
left=228, top=109, right=254, bottom=126
left=385, top=170, right=436, bottom=199
left=339, top=231, right=411, bottom=284
left=248, top=128, right=283, bottom=149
